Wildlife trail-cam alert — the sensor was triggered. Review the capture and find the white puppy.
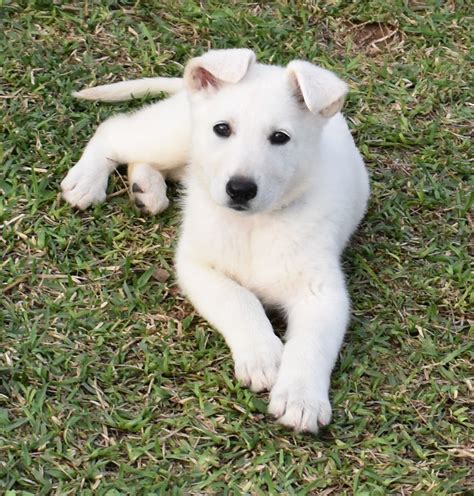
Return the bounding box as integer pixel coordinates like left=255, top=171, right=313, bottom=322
left=62, top=49, right=370, bottom=433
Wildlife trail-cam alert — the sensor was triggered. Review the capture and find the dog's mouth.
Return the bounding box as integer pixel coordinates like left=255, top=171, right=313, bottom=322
left=228, top=202, right=250, bottom=212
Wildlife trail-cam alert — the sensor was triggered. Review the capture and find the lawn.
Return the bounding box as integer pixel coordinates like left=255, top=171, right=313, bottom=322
left=1, top=1, right=472, bottom=494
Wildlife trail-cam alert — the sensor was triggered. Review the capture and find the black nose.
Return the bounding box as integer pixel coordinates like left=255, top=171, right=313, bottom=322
left=226, top=176, right=258, bottom=203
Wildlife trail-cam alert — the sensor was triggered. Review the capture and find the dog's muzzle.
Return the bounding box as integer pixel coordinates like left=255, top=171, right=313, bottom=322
left=226, top=176, right=257, bottom=210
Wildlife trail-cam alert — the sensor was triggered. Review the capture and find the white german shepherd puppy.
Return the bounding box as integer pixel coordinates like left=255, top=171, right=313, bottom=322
left=61, top=49, right=369, bottom=434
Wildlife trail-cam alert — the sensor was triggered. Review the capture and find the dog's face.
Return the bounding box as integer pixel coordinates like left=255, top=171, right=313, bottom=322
left=184, top=49, right=348, bottom=213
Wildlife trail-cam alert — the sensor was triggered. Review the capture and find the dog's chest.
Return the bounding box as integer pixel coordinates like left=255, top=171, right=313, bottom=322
left=184, top=209, right=312, bottom=305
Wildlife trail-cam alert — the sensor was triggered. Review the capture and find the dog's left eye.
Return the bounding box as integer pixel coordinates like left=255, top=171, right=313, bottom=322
left=269, top=131, right=291, bottom=145
left=213, top=122, right=232, bottom=138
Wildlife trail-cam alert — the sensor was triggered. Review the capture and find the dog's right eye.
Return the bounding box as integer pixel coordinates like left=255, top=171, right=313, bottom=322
left=213, top=122, right=232, bottom=138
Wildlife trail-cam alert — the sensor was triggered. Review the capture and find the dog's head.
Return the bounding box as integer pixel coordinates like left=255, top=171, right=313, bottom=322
left=184, top=49, right=348, bottom=213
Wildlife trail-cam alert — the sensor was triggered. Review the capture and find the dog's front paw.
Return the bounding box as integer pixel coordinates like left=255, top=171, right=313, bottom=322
left=61, top=163, right=108, bottom=209
left=268, top=377, right=332, bottom=434
left=233, top=336, right=283, bottom=392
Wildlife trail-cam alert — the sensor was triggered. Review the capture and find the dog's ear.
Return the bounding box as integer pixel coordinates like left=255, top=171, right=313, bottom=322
left=184, top=49, right=256, bottom=92
left=287, top=61, right=348, bottom=118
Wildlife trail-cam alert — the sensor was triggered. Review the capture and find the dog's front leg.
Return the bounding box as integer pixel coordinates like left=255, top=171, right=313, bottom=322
left=268, top=268, right=349, bottom=434
left=177, top=260, right=283, bottom=392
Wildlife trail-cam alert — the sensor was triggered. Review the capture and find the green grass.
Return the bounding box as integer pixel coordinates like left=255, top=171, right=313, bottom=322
left=1, top=1, right=472, bottom=494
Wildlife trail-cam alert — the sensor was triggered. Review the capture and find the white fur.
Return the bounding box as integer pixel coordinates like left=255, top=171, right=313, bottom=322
left=73, top=77, right=184, bottom=102
left=61, top=49, right=369, bottom=434
left=128, top=163, right=169, bottom=215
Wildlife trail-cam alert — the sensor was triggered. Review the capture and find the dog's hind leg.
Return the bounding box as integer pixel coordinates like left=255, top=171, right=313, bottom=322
left=61, top=115, right=124, bottom=210
left=61, top=93, right=190, bottom=210
left=128, top=163, right=170, bottom=215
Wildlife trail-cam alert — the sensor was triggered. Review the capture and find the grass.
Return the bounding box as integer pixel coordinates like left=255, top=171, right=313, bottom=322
left=1, top=0, right=472, bottom=494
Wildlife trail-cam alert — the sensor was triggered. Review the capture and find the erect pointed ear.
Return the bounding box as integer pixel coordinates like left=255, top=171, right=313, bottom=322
left=287, top=61, right=348, bottom=118
left=184, top=48, right=256, bottom=92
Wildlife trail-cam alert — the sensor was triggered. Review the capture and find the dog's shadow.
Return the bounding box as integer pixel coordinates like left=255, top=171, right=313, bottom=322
left=265, top=306, right=287, bottom=338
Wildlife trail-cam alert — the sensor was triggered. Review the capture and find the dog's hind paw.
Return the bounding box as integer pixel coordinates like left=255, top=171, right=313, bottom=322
left=129, top=164, right=169, bottom=215
left=61, top=163, right=108, bottom=210
left=233, top=335, right=283, bottom=392
left=131, top=181, right=169, bottom=215
left=268, top=378, right=332, bottom=434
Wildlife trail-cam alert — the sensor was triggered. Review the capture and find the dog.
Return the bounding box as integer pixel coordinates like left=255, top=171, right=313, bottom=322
left=61, top=49, right=370, bottom=434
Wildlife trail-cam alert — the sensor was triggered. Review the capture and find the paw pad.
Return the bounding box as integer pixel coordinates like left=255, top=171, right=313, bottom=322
left=132, top=183, right=144, bottom=193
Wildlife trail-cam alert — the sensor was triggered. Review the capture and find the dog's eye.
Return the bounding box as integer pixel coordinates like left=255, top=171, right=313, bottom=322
left=213, top=122, right=232, bottom=138
left=269, top=131, right=290, bottom=145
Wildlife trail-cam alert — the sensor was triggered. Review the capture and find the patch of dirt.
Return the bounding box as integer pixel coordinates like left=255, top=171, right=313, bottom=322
left=351, top=22, right=401, bottom=53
